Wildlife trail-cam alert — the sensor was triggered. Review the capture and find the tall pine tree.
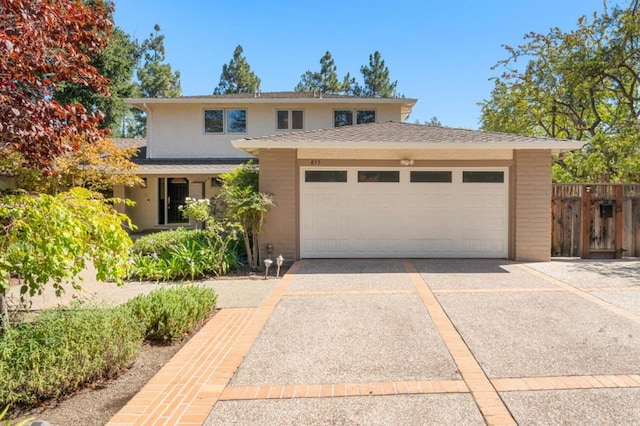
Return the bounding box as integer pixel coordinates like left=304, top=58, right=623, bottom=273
left=137, top=24, right=181, bottom=98
left=214, top=45, right=261, bottom=94
left=360, top=51, right=397, bottom=98
left=134, top=24, right=181, bottom=136
left=295, top=51, right=349, bottom=94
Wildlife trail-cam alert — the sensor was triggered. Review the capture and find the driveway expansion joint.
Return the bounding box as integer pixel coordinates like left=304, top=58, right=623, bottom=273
left=403, top=260, right=517, bottom=426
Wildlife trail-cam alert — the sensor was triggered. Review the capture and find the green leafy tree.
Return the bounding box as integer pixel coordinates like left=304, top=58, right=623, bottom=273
left=214, top=45, right=261, bottom=94
left=480, top=0, right=640, bottom=182
left=295, top=51, right=350, bottom=94
left=135, top=24, right=182, bottom=135
left=0, top=188, right=133, bottom=328
left=55, top=27, right=141, bottom=137
left=216, top=162, right=273, bottom=269
left=360, top=51, right=398, bottom=97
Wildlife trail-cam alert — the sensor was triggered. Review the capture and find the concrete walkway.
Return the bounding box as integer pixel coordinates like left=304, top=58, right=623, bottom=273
left=107, top=259, right=640, bottom=425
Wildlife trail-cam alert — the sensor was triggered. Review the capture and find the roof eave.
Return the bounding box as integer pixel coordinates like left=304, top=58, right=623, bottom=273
left=231, top=140, right=584, bottom=154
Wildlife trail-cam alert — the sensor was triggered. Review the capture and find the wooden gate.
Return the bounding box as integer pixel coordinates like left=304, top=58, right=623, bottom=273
left=551, top=184, right=640, bottom=258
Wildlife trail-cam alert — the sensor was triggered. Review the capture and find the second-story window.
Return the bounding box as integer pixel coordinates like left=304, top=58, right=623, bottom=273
left=277, top=110, right=304, bottom=130
left=204, top=109, right=247, bottom=134
left=334, top=109, right=376, bottom=127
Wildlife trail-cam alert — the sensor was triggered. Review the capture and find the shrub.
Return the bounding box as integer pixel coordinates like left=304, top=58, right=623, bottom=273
left=128, top=226, right=243, bottom=281
left=0, top=305, right=143, bottom=407
left=124, top=286, right=217, bottom=343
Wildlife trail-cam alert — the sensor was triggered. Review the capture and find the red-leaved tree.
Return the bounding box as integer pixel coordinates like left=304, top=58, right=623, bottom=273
left=0, top=0, right=113, bottom=172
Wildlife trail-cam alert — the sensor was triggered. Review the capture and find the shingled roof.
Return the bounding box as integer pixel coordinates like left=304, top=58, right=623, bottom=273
left=233, top=121, right=584, bottom=153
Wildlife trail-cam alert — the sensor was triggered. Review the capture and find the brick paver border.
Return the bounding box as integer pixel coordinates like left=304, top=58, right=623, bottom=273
left=492, top=374, right=640, bottom=391
left=219, top=379, right=468, bottom=400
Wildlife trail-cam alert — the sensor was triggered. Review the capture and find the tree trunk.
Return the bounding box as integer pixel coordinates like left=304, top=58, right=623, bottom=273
left=242, top=220, right=254, bottom=269
left=1, top=275, right=9, bottom=331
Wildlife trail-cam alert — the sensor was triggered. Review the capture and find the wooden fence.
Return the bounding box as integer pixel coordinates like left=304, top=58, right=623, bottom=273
left=552, top=184, right=640, bottom=258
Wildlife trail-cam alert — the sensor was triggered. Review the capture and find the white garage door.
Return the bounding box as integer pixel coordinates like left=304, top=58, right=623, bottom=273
left=300, top=167, right=509, bottom=258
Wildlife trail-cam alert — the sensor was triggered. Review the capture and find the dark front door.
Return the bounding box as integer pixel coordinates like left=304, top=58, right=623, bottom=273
left=167, top=178, right=189, bottom=223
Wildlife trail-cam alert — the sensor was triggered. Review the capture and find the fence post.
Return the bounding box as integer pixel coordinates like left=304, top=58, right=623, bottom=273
left=581, top=185, right=591, bottom=259
left=615, top=185, right=623, bottom=259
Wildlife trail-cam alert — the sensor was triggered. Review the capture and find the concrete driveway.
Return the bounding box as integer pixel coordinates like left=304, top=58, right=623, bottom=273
left=109, top=259, right=640, bottom=425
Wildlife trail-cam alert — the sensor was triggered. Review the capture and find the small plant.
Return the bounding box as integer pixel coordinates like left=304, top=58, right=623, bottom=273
left=0, top=305, right=144, bottom=407
left=178, top=197, right=212, bottom=229
left=124, top=286, right=217, bottom=343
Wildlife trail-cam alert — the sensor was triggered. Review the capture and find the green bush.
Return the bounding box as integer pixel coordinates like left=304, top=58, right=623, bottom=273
left=130, top=228, right=197, bottom=256
left=124, top=286, right=217, bottom=344
left=129, top=226, right=243, bottom=281
left=0, top=305, right=144, bottom=407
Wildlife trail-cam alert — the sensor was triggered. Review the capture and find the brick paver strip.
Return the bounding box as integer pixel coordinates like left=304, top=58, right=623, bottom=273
left=219, top=379, right=468, bottom=400
left=285, top=289, right=416, bottom=296
left=432, top=288, right=566, bottom=294
left=108, top=262, right=302, bottom=426
left=403, top=260, right=517, bottom=426
left=493, top=374, right=640, bottom=391
left=519, top=264, right=640, bottom=325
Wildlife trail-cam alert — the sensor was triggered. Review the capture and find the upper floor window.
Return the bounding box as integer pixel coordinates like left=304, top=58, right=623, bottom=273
left=204, top=109, right=247, bottom=134
left=277, top=110, right=304, bottom=130
left=334, top=109, right=376, bottom=127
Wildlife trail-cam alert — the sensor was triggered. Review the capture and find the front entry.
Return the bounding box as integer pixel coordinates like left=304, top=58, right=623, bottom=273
left=158, top=177, right=189, bottom=225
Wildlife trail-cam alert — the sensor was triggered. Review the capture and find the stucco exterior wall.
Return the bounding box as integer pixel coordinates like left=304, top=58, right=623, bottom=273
left=258, top=149, right=298, bottom=261
left=514, top=149, right=552, bottom=261
left=146, top=102, right=404, bottom=159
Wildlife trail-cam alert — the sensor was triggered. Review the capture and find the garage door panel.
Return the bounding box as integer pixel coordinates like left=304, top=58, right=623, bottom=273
left=300, top=167, right=508, bottom=258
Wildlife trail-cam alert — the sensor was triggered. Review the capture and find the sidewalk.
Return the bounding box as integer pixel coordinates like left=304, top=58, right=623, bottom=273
left=6, top=266, right=279, bottom=311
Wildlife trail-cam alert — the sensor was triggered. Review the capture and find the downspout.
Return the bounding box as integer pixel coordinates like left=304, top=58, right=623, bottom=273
left=140, top=102, right=153, bottom=158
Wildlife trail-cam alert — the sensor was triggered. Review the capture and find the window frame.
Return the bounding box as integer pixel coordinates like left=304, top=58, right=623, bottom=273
left=333, top=109, right=376, bottom=127
left=203, top=108, right=248, bottom=134
left=276, top=109, right=304, bottom=131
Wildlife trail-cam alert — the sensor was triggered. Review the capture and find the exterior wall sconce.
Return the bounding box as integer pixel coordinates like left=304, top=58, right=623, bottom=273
left=266, top=243, right=274, bottom=259
left=400, top=159, right=414, bottom=166
left=585, top=185, right=592, bottom=193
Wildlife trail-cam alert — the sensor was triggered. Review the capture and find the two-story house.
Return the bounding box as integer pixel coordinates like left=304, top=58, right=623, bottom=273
left=119, top=92, right=415, bottom=231
left=121, top=91, right=581, bottom=262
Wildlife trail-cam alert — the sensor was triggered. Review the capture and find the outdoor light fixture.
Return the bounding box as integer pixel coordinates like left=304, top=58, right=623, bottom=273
left=400, top=159, right=414, bottom=166
left=266, top=243, right=274, bottom=259
left=585, top=185, right=592, bottom=193
left=264, top=258, right=273, bottom=279
left=276, top=254, right=284, bottom=278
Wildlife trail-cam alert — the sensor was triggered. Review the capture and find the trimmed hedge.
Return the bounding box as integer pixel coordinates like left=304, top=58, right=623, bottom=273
left=124, top=286, right=218, bottom=343
left=0, top=305, right=144, bottom=407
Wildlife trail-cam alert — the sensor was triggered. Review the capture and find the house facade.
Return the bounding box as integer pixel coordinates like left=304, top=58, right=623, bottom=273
left=119, top=92, right=415, bottom=231
left=122, top=91, right=582, bottom=261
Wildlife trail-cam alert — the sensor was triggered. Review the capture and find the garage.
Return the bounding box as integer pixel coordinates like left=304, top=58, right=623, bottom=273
left=300, top=167, right=509, bottom=258
left=232, top=121, right=583, bottom=262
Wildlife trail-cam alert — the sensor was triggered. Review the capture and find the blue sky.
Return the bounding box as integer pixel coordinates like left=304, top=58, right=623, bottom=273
left=113, top=0, right=608, bottom=129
